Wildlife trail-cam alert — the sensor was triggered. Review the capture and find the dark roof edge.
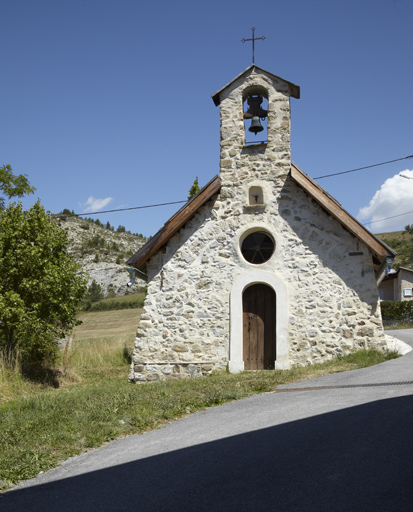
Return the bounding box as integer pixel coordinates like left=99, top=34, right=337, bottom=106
left=396, top=266, right=413, bottom=273
left=290, top=162, right=397, bottom=261
left=126, top=175, right=221, bottom=271
left=382, top=266, right=413, bottom=282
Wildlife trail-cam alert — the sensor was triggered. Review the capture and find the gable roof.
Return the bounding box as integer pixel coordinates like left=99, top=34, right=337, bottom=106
left=211, top=65, right=300, bottom=106
left=290, top=163, right=396, bottom=263
left=127, top=165, right=396, bottom=276
left=126, top=175, right=221, bottom=274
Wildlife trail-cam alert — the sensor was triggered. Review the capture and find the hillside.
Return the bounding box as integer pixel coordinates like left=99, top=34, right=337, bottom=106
left=376, top=228, right=413, bottom=270
left=55, top=215, right=147, bottom=296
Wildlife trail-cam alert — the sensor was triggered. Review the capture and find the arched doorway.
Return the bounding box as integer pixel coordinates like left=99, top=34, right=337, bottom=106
left=243, top=283, right=276, bottom=370
left=229, top=271, right=289, bottom=373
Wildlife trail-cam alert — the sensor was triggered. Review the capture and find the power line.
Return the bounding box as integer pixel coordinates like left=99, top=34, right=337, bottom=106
left=52, top=200, right=187, bottom=219
left=314, top=155, right=413, bottom=180
left=363, top=210, right=413, bottom=226
left=50, top=155, right=413, bottom=219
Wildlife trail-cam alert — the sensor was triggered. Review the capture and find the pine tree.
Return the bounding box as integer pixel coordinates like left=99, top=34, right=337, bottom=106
left=188, top=177, right=200, bottom=199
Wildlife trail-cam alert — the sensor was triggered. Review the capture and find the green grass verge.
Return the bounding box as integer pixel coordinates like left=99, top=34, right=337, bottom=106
left=0, top=343, right=400, bottom=491
left=384, top=322, right=413, bottom=330
left=82, top=292, right=146, bottom=312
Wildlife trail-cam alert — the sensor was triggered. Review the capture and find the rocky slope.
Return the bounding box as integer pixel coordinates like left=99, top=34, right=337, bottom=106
left=55, top=215, right=147, bottom=296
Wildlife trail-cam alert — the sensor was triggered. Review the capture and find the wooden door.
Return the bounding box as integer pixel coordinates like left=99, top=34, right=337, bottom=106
left=243, top=284, right=276, bottom=370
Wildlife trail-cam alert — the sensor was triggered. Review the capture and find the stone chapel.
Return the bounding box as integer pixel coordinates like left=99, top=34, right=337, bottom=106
left=127, top=65, right=396, bottom=382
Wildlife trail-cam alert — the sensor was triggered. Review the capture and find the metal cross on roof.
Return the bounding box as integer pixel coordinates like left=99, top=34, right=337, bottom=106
left=241, top=27, right=265, bottom=64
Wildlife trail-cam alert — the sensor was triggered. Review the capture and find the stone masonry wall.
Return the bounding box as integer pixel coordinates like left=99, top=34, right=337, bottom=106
left=129, top=178, right=385, bottom=382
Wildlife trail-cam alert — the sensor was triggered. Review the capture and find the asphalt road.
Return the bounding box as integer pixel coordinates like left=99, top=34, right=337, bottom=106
left=2, top=330, right=413, bottom=512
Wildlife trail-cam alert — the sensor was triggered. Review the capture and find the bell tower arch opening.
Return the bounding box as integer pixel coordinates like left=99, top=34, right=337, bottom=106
left=243, top=85, right=268, bottom=145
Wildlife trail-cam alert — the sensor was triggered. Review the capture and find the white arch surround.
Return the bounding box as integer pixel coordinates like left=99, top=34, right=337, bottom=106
left=229, top=271, right=290, bottom=373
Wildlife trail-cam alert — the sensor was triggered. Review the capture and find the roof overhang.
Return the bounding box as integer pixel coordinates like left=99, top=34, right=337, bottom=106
left=126, top=175, right=221, bottom=274
left=212, top=64, right=300, bottom=107
left=290, top=162, right=397, bottom=266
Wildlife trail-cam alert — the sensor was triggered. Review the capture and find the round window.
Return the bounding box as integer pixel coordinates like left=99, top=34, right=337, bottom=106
left=241, top=231, right=275, bottom=264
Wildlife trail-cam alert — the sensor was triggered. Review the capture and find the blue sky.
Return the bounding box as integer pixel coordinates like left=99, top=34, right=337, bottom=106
left=1, top=0, right=412, bottom=237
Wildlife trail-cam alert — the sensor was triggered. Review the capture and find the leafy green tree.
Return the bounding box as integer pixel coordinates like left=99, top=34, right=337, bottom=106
left=188, top=176, right=200, bottom=199
left=0, top=164, right=36, bottom=209
left=116, top=225, right=126, bottom=233
left=0, top=202, right=88, bottom=367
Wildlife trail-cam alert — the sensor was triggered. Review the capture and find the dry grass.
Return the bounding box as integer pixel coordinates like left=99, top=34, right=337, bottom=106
left=0, top=352, right=56, bottom=402
left=0, top=309, right=141, bottom=400
left=61, top=308, right=140, bottom=382
left=384, top=322, right=413, bottom=330
left=0, top=353, right=24, bottom=402
left=73, top=308, right=141, bottom=340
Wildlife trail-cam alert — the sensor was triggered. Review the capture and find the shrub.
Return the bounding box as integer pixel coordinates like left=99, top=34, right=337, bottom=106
left=381, top=300, right=413, bottom=326
left=84, top=298, right=144, bottom=312
left=85, top=234, right=105, bottom=249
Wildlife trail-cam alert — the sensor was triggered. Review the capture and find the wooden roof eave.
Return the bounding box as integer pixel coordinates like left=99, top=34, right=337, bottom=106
left=126, top=175, right=221, bottom=272
left=290, top=163, right=397, bottom=264
left=211, top=64, right=300, bottom=106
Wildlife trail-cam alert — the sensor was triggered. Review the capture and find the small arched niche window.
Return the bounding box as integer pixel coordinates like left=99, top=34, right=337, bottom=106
left=243, top=86, right=268, bottom=145
left=241, top=231, right=275, bottom=264
left=249, top=186, right=264, bottom=205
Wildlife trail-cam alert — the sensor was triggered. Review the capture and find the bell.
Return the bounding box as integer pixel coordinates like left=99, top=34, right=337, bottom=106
left=249, top=116, right=264, bottom=135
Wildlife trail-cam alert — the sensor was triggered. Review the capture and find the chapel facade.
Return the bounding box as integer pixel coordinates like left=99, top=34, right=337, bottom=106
left=127, top=65, right=396, bottom=382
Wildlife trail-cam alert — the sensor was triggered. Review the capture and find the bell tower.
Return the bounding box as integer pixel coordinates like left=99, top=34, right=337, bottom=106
left=212, top=66, right=300, bottom=374
left=211, top=65, right=300, bottom=184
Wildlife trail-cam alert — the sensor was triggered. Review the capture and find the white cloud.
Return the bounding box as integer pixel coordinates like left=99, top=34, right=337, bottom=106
left=357, top=169, right=413, bottom=232
left=82, top=196, right=113, bottom=213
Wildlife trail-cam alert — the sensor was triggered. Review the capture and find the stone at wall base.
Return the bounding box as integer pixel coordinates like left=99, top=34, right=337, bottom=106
left=131, top=362, right=216, bottom=382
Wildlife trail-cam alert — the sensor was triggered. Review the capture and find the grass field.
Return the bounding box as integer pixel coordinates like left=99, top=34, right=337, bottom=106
left=74, top=308, right=141, bottom=340
left=0, top=308, right=401, bottom=491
